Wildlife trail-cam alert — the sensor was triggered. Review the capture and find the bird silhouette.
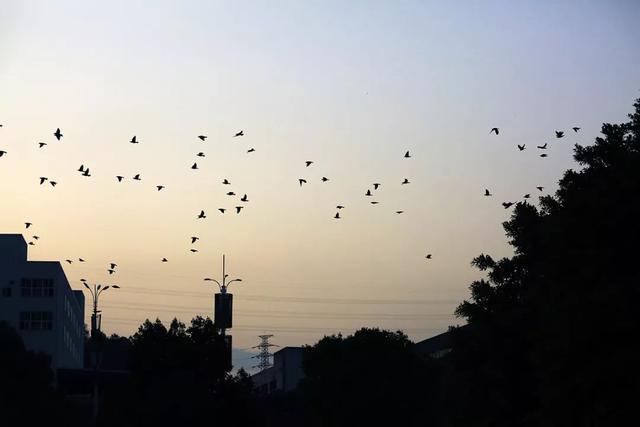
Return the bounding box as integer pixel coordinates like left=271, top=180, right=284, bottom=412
left=78, top=258, right=85, bottom=262
left=156, top=185, right=165, bottom=191
left=365, top=189, right=372, bottom=196
left=222, top=179, right=230, bottom=185
left=49, top=181, right=57, bottom=187
left=524, top=194, right=530, bottom=199
left=540, top=153, right=548, bottom=158
left=107, top=269, right=115, bottom=275
left=191, top=237, right=199, bottom=244
left=133, top=174, right=141, bottom=180
left=65, top=259, right=72, bottom=264
left=336, top=205, right=345, bottom=209
left=78, top=165, right=85, bottom=172
left=484, top=189, right=492, bottom=196
left=572, top=127, right=580, bottom=132
left=234, top=130, right=244, bottom=137
left=321, top=177, right=329, bottom=182
left=404, top=151, right=411, bottom=158
left=226, top=191, right=236, bottom=196
left=305, top=161, right=313, bottom=167
left=191, top=163, right=198, bottom=170
left=190, top=249, right=198, bottom=253
left=25, top=222, right=32, bottom=229
left=373, top=183, right=381, bottom=190
left=402, top=178, right=410, bottom=185
left=396, top=210, right=404, bottom=214
left=116, top=176, right=124, bottom=182
left=38, top=142, right=47, bottom=148
left=162, top=258, right=168, bottom=263
left=82, top=169, right=91, bottom=177
left=0, top=151, right=6, bottom=157
left=555, top=131, right=564, bottom=138
left=371, top=201, right=379, bottom=204
left=54, top=128, right=63, bottom=140
left=502, top=202, right=514, bottom=209
left=425, top=254, right=432, bottom=259
left=197, top=152, right=205, bottom=157
left=109, top=263, right=117, bottom=269
left=198, top=135, right=207, bottom=141
left=218, top=208, right=226, bottom=213
left=299, top=179, right=307, bottom=187
left=537, top=143, right=547, bottom=149
left=490, top=128, right=499, bottom=135
left=334, top=212, right=340, bottom=219
left=536, top=186, right=544, bottom=191
left=240, top=194, right=248, bottom=202
left=28, top=242, right=34, bottom=246
left=247, top=148, right=255, bottom=153
left=517, top=144, right=526, bottom=151
left=32, top=236, right=40, bottom=240
left=130, top=136, right=138, bottom=144
left=235, top=206, right=243, bottom=214
left=197, top=210, right=206, bottom=219
left=39, top=177, right=48, bottom=185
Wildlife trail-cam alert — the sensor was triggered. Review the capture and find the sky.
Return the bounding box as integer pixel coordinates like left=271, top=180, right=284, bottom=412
left=1, top=0, right=639, bottom=372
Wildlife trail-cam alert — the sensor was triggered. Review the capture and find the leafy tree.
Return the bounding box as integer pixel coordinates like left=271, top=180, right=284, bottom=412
left=451, top=98, right=640, bottom=426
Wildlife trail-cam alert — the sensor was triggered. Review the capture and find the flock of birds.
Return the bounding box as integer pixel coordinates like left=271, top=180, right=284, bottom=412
left=0, top=122, right=582, bottom=277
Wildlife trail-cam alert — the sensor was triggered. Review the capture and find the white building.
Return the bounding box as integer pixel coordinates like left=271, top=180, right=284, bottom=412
left=0, top=234, right=85, bottom=370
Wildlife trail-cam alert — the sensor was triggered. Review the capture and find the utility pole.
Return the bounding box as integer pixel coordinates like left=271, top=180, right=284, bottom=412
left=81, top=280, right=120, bottom=426
left=252, top=335, right=277, bottom=371
left=204, top=254, right=242, bottom=370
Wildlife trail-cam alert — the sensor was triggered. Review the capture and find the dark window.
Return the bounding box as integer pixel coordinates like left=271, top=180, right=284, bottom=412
left=19, top=312, right=53, bottom=330
left=1, top=287, right=11, bottom=297
left=21, top=278, right=54, bottom=297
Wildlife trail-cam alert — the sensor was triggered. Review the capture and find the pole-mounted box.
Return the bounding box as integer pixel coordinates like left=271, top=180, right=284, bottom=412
left=214, top=293, right=233, bottom=329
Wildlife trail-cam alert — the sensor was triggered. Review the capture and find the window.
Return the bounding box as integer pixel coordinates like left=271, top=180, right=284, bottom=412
left=19, top=312, right=53, bottom=331
left=1, top=287, right=11, bottom=297
left=21, top=278, right=54, bottom=297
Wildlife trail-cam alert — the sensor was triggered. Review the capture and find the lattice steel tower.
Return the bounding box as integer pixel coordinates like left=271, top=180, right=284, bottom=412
left=252, top=334, right=277, bottom=371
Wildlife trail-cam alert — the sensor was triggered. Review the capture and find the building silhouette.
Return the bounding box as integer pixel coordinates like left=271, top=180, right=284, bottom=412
left=0, top=234, right=85, bottom=369
left=252, top=346, right=304, bottom=394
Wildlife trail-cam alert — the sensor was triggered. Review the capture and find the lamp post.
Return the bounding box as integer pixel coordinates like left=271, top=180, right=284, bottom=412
left=81, top=279, right=120, bottom=338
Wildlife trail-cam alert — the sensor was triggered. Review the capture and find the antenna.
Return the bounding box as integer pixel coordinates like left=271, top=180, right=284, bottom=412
left=252, top=335, right=278, bottom=371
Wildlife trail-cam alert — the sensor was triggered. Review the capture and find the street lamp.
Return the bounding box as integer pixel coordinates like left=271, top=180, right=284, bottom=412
left=82, top=280, right=120, bottom=337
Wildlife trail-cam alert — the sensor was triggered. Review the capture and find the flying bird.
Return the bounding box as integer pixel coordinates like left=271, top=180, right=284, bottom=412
left=82, top=169, right=91, bottom=177
left=299, top=179, right=307, bottom=187
left=517, top=144, right=526, bottom=151
left=191, top=237, right=199, bottom=244
left=0, top=151, right=6, bottom=157
left=234, top=130, right=244, bottom=137
left=365, top=189, right=372, bottom=196
left=540, top=153, right=548, bottom=158
left=156, top=185, right=165, bottom=191
left=25, top=222, right=32, bottom=229
left=54, top=128, right=63, bottom=140
left=502, top=202, right=514, bottom=209
left=198, top=135, right=207, bottom=141
left=484, top=189, right=492, bottom=196
left=38, top=142, right=47, bottom=148
left=425, top=254, right=432, bottom=259
left=536, top=186, right=544, bottom=191
left=336, top=205, right=344, bottom=209
left=39, top=177, right=48, bottom=185
left=107, top=269, right=115, bottom=275
left=190, top=249, right=198, bottom=253
left=116, top=176, right=124, bottom=182
left=28, top=242, right=35, bottom=246
left=78, top=165, right=85, bottom=172
left=371, top=201, right=379, bottom=204
left=222, top=179, right=230, bottom=185
left=523, top=194, right=530, bottom=199
left=197, top=210, right=206, bottom=219
left=247, top=148, right=255, bottom=153
left=109, top=263, right=117, bottom=269
left=32, top=236, right=40, bottom=240
left=65, top=259, right=72, bottom=264
left=401, top=178, right=410, bottom=185
left=130, top=136, right=138, bottom=144
left=404, top=151, right=411, bottom=158
left=197, top=152, right=205, bottom=157
left=490, top=128, right=499, bottom=135
left=334, top=212, right=340, bottom=219
left=191, top=163, right=198, bottom=170
left=537, top=143, right=547, bottom=149
left=235, top=206, right=243, bottom=214
left=218, top=208, right=226, bottom=213
left=572, top=127, right=580, bottom=132
left=373, top=183, right=381, bottom=190
left=396, top=210, right=404, bottom=214
left=240, top=194, right=248, bottom=202
left=305, top=161, right=313, bottom=167
left=162, top=258, right=168, bottom=263
left=226, top=191, right=236, bottom=196
left=321, top=177, right=329, bottom=182
left=133, top=174, right=141, bottom=181
left=49, top=181, right=57, bottom=187
left=78, top=258, right=85, bottom=262
left=555, top=131, right=564, bottom=138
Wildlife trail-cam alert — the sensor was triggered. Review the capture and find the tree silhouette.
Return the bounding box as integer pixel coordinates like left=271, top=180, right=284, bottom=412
left=451, top=98, right=640, bottom=426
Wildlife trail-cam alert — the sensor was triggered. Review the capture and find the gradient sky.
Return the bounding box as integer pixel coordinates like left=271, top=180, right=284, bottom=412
left=1, top=0, right=639, bottom=371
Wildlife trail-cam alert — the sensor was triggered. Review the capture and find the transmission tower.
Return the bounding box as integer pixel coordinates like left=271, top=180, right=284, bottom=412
left=252, top=335, right=278, bottom=371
